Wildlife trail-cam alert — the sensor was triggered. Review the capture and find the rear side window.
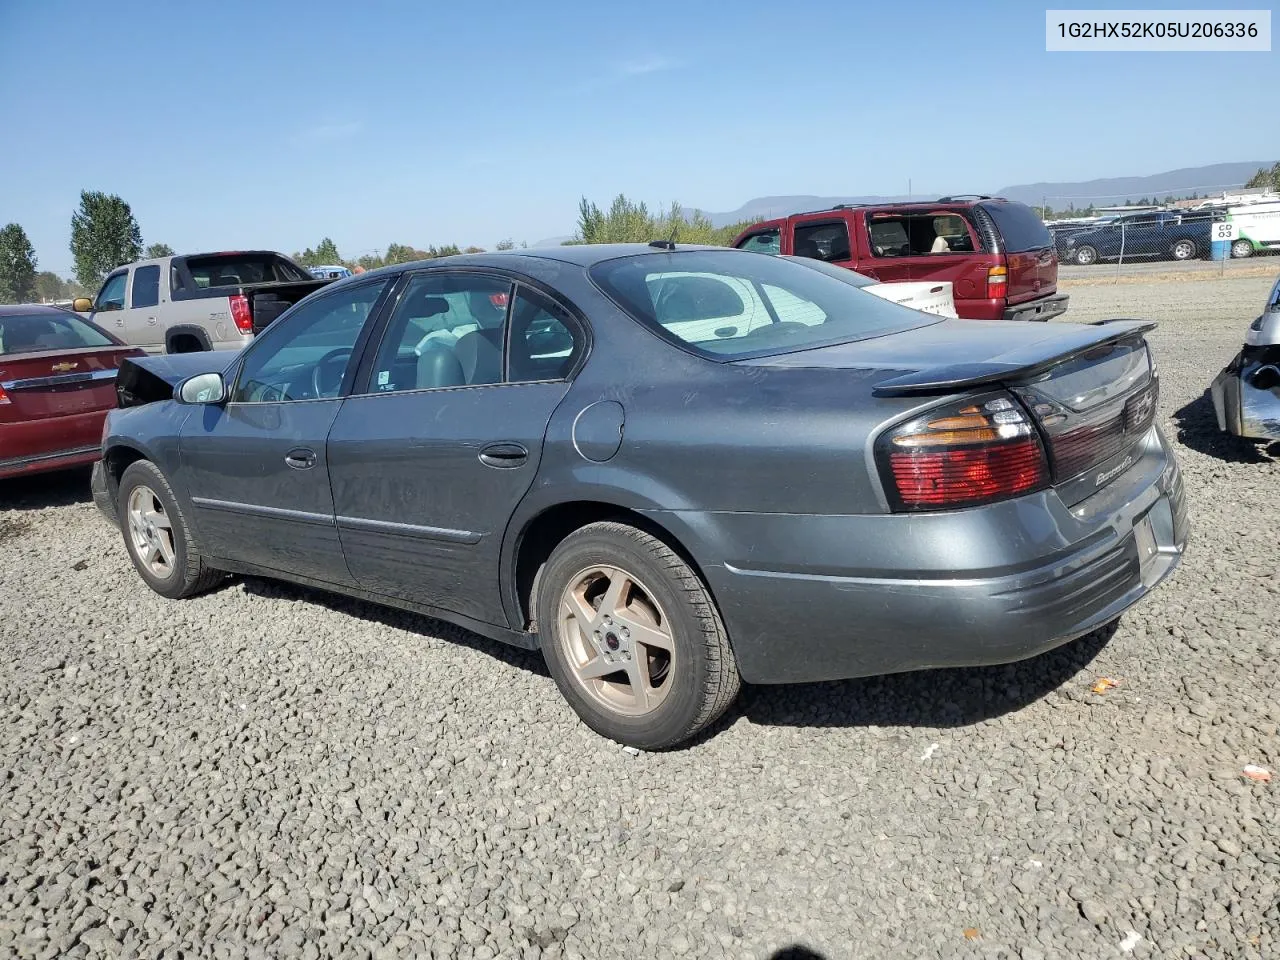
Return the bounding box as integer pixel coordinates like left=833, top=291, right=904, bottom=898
left=867, top=211, right=978, bottom=257
left=979, top=202, right=1052, bottom=252
left=131, top=265, right=160, bottom=308
left=792, top=221, right=851, bottom=262
left=736, top=229, right=781, bottom=255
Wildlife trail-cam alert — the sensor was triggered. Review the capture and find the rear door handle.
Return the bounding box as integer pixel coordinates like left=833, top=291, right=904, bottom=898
left=284, top=448, right=317, bottom=470
left=479, top=442, right=528, bottom=468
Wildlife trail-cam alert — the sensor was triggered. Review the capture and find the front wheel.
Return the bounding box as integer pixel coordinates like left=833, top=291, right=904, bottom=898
left=118, top=460, right=224, bottom=599
left=536, top=522, right=740, bottom=749
left=1073, top=245, right=1098, bottom=266
left=1231, top=239, right=1254, bottom=259
left=1172, top=239, right=1196, bottom=261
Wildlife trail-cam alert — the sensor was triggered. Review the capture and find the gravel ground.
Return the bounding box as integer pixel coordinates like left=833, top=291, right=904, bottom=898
left=2, top=274, right=1277, bottom=960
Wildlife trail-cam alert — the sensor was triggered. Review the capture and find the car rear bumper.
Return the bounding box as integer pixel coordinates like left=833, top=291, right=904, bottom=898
left=1004, top=292, right=1069, bottom=322
left=659, top=425, right=1187, bottom=684
left=0, top=411, right=108, bottom=480
left=1211, top=348, right=1280, bottom=441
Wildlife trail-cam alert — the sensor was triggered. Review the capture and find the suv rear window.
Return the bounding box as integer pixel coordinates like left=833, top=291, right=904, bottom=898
left=184, top=254, right=311, bottom=288
left=979, top=202, right=1052, bottom=252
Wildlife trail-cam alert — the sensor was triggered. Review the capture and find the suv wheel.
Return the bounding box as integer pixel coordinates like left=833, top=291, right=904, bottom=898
left=536, top=521, right=741, bottom=749
left=1231, top=239, right=1254, bottom=259
left=1172, top=239, right=1196, bottom=261
left=118, top=460, right=224, bottom=599
left=1073, top=245, right=1098, bottom=266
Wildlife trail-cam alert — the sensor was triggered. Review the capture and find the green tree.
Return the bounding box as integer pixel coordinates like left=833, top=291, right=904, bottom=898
left=495, top=238, right=515, bottom=251
left=314, top=237, right=341, bottom=264
left=1244, top=161, right=1280, bottom=191
left=144, top=242, right=175, bottom=258
left=34, top=271, right=66, bottom=302
left=70, top=191, right=142, bottom=289
left=572, top=194, right=760, bottom=247
left=0, top=223, right=38, bottom=303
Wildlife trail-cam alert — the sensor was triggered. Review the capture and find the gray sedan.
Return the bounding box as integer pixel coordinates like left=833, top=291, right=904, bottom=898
left=92, top=244, right=1188, bottom=748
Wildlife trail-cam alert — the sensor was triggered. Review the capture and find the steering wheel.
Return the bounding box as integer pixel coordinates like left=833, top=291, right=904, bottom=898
left=312, top=348, right=353, bottom=398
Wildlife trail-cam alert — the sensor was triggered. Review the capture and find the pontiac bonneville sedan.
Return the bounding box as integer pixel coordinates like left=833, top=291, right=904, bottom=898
left=93, top=244, right=1187, bottom=748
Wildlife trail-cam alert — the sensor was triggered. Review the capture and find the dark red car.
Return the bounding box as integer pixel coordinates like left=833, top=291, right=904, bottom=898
left=732, top=197, right=1069, bottom=322
left=0, top=305, right=144, bottom=480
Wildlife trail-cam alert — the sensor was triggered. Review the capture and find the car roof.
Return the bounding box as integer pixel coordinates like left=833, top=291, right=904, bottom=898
left=343, top=243, right=734, bottom=283
left=0, top=303, right=76, bottom=317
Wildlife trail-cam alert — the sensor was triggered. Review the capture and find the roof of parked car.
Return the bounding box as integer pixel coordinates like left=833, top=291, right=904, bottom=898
left=0, top=303, right=77, bottom=317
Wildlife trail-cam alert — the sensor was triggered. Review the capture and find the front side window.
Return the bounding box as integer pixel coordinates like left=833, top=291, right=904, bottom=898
left=370, top=273, right=512, bottom=393
left=0, top=312, right=115, bottom=356
left=96, top=273, right=127, bottom=311
left=233, top=279, right=390, bottom=403
left=735, top=229, right=781, bottom=255
left=591, top=249, right=936, bottom=360
left=131, top=265, right=161, bottom=308
left=792, top=221, right=851, bottom=263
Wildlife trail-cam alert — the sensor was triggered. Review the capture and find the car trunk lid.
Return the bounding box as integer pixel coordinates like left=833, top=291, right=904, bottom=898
left=738, top=318, right=1158, bottom=503
left=0, top=345, right=141, bottom=423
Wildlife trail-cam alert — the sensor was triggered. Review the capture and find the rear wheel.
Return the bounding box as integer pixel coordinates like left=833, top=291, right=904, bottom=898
left=118, top=460, right=224, bottom=599
left=1231, top=239, right=1254, bottom=259
left=1172, top=239, right=1196, bottom=261
left=536, top=522, right=740, bottom=749
left=1073, top=245, right=1098, bottom=266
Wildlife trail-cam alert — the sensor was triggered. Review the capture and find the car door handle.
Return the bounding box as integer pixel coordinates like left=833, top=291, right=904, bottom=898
left=479, top=442, right=528, bottom=468
left=284, top=448, right=317, bottom=470
left=147, top=317, right=157, bottom=325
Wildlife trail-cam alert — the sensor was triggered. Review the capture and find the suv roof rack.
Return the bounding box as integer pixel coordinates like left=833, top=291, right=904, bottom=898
left=936, top=194, right=997, bottom=202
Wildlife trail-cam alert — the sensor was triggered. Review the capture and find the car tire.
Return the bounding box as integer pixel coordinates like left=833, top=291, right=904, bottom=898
left=1231, top=239, right=1254, bottom=259
left=535, top=521, right=741, bottom=750
left=1074, top=245, right=1098, bottom=266
left=1172, top=239, right=1196, bottom=261
left=117, top=460, right=224, bottom=600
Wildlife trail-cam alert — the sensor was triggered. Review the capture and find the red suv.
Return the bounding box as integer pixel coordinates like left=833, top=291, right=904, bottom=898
left=732, top=196, right=1068, bottom=322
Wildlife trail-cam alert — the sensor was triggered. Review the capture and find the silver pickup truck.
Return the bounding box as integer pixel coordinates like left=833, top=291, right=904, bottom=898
left=73, top=251, right=331, bottom=353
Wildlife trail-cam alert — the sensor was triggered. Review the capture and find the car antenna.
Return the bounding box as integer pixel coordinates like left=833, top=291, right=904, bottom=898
left=648, top=222, right=679, bottom=251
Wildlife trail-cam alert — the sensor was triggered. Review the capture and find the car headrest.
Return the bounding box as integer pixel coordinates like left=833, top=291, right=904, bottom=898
left=405, top=293, right=451, bottom=318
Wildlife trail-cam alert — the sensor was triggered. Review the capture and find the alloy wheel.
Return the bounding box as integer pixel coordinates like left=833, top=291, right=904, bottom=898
left=557, top=565, right=675, bottom=716
left=127, top=484, right=176, bottom=579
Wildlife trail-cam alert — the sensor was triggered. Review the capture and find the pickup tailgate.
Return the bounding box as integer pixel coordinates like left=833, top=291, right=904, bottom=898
left=233, top=280, right=329, bottom=334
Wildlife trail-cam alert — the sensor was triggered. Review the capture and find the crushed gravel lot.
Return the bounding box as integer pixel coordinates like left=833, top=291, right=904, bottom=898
left=2, top=272, right=1277, bottom=959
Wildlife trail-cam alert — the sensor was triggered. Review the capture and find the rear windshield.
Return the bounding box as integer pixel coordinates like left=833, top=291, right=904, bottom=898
left=184, top=254, right=310, bottom=288
left=980, top=202, right=1052, bottom=252
left=0, top=312, right=115, bottom=356
left=589, top=249, right=937, bottom=360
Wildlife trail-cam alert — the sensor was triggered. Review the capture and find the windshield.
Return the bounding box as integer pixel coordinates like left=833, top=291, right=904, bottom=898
left=185, top=254, right=311, bottom=288
left=589, top=250, right=936, bottom=359
left=0, top=311, right=115, bottom=356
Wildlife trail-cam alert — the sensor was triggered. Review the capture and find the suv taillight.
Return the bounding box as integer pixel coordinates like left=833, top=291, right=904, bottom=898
left=875, top=392, right=1049, bottom=511
left=229, top=294, right=253, bottom=334
left=986, top=265, right=1008, bottom=300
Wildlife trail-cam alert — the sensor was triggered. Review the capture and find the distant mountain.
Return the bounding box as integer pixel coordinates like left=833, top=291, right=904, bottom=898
left=682, top=162, right=1272, bottom=226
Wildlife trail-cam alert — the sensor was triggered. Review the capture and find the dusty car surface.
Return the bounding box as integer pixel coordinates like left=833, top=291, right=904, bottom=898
left=1211, top=271, right=1280, bottom=441
left=92, top=244, right=1188, bottom=748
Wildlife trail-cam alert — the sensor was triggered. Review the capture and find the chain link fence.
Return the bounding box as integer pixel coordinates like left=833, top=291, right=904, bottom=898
left=1041, top=191, right=1280, bottom=274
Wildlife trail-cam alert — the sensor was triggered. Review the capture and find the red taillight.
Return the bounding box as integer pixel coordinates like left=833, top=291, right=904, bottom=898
left=986, top=265, right=1007, bottom=299
left=0, top=383, right=9, bottom=405
left=229, top=294, right=253, bottom=333
left=877, top=393, right=1049, bottom=511
left=489, top=292, right=509, bottom=308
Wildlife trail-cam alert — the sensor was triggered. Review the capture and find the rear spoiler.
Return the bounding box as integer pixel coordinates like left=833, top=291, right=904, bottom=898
left=872, top=320, right=1157, bottom=397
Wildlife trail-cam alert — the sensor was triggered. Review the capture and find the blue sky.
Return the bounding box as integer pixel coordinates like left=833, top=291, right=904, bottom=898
left=2, top=0, right=1276, bottom=277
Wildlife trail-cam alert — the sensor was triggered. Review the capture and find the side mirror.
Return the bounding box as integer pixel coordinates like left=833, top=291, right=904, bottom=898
left=72, top=297, right=93, bottom=312
left=176, top=372, right=226, bottom=405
